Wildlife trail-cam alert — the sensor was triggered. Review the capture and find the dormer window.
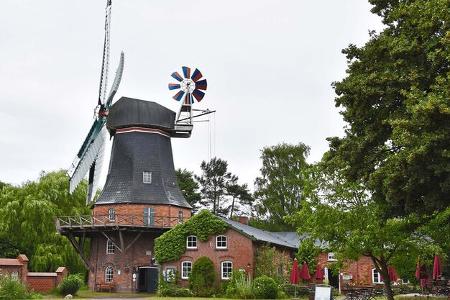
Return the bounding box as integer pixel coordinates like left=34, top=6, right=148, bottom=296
left=143, top=172, right=152, bottom=184
left=186, top=235, right=197, bottom=249
left=327, top=252, right=337, bottom=261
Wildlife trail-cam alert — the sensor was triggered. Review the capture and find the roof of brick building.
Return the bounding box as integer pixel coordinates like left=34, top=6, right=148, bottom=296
left=220, top=217, right=300, bottom=249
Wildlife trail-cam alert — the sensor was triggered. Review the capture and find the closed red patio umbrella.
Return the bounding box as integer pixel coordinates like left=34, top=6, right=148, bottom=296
left=315, top=264, right=325, bottom=281
left=300, top=261, right=311, bottom=281
left=388, top=266, right=398, bottom=282
left=432, top=255, right=442, bottom=280
left=290, top=258, right=299, bottom=284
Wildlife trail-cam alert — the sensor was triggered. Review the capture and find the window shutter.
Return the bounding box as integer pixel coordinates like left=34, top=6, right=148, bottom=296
left=143, top=208, right=149, bottom=226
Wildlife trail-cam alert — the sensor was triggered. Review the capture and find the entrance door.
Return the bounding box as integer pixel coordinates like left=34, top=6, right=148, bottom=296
left=138, top=267, right=158, bottom=293
left=329, top=270, right=339, bottom=289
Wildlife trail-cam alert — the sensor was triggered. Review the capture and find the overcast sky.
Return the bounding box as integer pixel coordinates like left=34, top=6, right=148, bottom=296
left=0, top=0, right=383, bottom=190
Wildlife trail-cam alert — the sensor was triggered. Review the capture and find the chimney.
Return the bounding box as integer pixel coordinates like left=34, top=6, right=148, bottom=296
left=238, top=216, right=249, bottom=225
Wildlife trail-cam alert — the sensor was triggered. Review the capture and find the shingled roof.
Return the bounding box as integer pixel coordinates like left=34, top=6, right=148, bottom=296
left=220, top=217, right=300, bottom=249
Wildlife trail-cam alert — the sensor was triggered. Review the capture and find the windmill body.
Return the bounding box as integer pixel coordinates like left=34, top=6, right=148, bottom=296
left=58, top=97, right=193, bottom=292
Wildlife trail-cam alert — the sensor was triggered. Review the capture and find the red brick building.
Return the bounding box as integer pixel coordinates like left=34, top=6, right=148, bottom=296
left=160, top=216, right=298, bottom=285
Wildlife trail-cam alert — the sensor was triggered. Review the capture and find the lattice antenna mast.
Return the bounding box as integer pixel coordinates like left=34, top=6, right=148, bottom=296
left=98, top=0, right=112, bottom=107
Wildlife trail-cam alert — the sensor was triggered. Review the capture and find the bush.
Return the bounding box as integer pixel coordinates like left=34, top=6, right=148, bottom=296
left=252, top=275, right=278, bottom=299
left=189, top=256, right=216, bottom=297
left=159, top=285, right=192, bottom=297
left=0, top=275, right=33, bottom=300
left=58, top=274, right=83, bottom=296
left=226, top=270, right=253, bottom=299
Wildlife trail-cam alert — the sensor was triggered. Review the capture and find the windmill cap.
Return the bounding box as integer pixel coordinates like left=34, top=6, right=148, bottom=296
left=107, top=97, right=175, bottom=133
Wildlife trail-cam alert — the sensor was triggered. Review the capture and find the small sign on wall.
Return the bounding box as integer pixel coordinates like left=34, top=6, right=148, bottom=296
left=146, top=250, right=152, bottom=256
left=315, top=285, right=332, bottom=300
left=342, top=274, right=353, bottom=280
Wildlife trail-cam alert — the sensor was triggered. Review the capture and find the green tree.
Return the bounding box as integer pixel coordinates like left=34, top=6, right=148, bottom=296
left=330, top=0, right=450, bottom=216
left=196, top=157, right=232, bottom=216
left=226, top=175, right=253, bottom=219
left=175, top=168, right=201, bottom=211
left=254, top=143, right=310, bottom=230
left=288, top=162, right=433, bottom=300
left=0, top=170, right=90, bottom=274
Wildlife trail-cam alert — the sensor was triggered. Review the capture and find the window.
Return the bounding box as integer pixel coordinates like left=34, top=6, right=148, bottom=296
left=327, top=252, right=337, bottom=261
left=178, top=210, right=184, bottom=223
left=181, top=261, right=192, bottom=279
left=143, top=207, right=155, bottom=226
left=216, top=235, right=227, bottom=249
left=164, top=267, right=176, bottom=282
left=186, top=235, right=197, bottom=249
left=106, top=239, right=115, bottom=254
left=143, top=172, right=152, bottom=184
left=221, top=261, right=233, bottom=280
left=105, top=266, right=113, bottom=283
left=108, top=208, right=116, bottom=222
left=372, top=269, right=382, bottom=284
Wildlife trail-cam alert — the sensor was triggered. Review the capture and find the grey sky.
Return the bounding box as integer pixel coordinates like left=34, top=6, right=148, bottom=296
left=0, top=0, right=383, bottom=189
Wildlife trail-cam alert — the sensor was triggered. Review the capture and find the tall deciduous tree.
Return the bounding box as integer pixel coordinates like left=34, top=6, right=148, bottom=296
left=176, top=168, right=201, bottom=211
left=288, top=161, right=432, bottom=300
left=0, top=170, right=90, bottom=274
left=254, top=143, right=310, bottom=230
left=196, top=157, right=232, bottom=216
left=330, top=0, right=450, bottom=216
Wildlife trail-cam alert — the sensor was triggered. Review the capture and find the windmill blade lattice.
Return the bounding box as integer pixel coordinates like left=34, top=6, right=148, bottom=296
left=168, top=66, right=207, bottom=104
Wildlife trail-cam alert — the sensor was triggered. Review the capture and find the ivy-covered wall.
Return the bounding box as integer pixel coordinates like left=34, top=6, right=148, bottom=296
left=154, top=210, right=228, bottom=263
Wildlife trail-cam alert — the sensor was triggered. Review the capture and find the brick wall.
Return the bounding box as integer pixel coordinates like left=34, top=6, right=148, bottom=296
left=93, top=203, right=191, bottom=227
left=27, top=275, right=57, bottom=292
left=162, top=228, right=256, bottom=287
left=88, top=231, right=162, bottom=291
left=317, top=252, right=379, bottom=288
left=0, top=266, right=22, bottom=279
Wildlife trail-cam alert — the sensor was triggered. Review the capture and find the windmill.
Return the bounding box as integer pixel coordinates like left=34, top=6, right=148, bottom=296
left=67, top=0, right=124, bottom=203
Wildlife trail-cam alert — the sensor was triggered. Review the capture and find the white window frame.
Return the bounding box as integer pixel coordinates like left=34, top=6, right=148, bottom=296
left=216, top=235, right=227, bottom=249
left=143, top=172, right=152, bottom=184
left=108, top=208, right=116, bottom=222
left=106, top=239, right=115, bottom=254
left=178, top=210, right=184, bottom=224
left=164, top=267, right=176, bottom=282
left=181, top=261, right=192, bottom=279
left=327, top=252, right=337, bottom=261
left=221, top=261, right=233, bottom=280
left=105, top=266, right=114, bottom=283
left=186, top=235, right=197, bottom=249
left=372, top=268, right=382, bottom=284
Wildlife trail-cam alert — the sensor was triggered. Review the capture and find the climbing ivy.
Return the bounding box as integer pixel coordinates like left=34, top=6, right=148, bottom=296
left=154, top=210, right=228, bottom=263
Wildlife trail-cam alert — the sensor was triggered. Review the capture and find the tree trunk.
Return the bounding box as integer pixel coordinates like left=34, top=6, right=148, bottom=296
left=370, top=256, right=394, bottom=300
left=230, top=197, right=236, bottom=218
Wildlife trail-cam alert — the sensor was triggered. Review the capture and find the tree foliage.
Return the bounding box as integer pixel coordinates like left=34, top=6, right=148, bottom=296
left=254, top=143, right=311, bottom=230
left=175, top=168, right=202, bottom=211
left=330, top=0, right=450, bottom=216
left=0, top=170, right=90, bottom=274
left=288, top=161, right=434, bottom=300
left=196, top=157, right=252, bottom=216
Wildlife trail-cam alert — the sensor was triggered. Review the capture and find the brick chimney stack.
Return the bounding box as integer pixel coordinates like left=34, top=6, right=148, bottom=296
left=238, top=216, right=249, bottom=225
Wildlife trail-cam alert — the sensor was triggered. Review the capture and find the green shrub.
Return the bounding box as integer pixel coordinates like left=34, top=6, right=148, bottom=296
left=159, top=285, right=192, bottom=297
left=252, top=275, right=278, bottom=299
left=226, top=270, right=253, bottom=299
left=189, top=256, right=216, bottom=297
left=0, top=275, right=32, bottom=300
left=58, top=274, right=83, bottom=296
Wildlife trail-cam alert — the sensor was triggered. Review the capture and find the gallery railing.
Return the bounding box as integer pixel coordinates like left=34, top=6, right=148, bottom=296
left=56, top=214, right=182, bottom=230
